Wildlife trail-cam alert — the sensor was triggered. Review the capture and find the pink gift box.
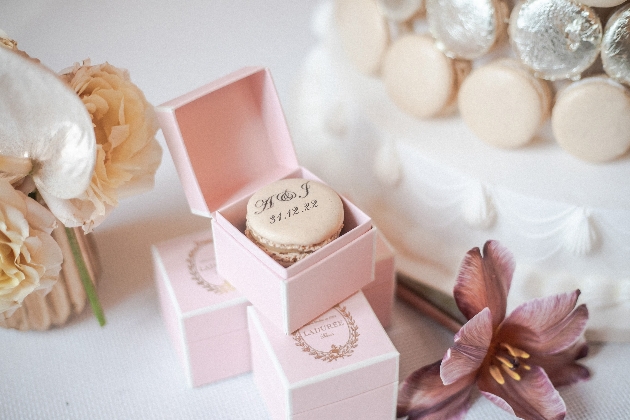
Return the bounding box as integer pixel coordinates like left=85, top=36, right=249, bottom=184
left=248, top=291, right=399, bottom=420
left=152, top=230, right=251, bottom=387
left=156, top=67, right=376, bottom=334
left=363, top=234, right=396, bottom=328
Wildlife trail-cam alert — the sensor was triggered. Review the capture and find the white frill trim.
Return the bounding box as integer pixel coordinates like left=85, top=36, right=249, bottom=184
left=561, top=207, right=599, bottom=256
left=374, top=137, right=403, bottom=187
left=461, top=181, right=496, bottom=229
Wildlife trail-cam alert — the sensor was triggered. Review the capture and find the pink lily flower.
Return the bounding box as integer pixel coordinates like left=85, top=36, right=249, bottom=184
left=397, top=241, right=590, bottom=420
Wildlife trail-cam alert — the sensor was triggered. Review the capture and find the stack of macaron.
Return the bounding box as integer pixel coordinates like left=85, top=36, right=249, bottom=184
left=335, top=0, right=630, bottom=163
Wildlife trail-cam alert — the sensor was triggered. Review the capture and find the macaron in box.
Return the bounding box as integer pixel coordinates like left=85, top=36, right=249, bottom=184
left=244, top=177, right=345, bottom=268
left=156, top=67, right=376, bottom=334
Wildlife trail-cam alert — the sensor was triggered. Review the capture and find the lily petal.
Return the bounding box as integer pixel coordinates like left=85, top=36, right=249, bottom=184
left=454, top=240, right=514, bottom=329
left=530, top=340, right=590, bottom=387
left=479, top=392, right=515, bottom=416
left=441, top=307, right=493, bottom=385
left=498, top=290, right=588, bottom=355
left=398, top=360, right=475, bottom=420
left=478, top=365, right=566, bottom=420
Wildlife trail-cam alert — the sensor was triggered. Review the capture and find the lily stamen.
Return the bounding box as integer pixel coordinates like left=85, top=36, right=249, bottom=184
left=501, top=364, right=522, bottom=381
left=500, top=342, right=530, bottom=359
left=495, top=355, right=514, bottom=369
left=489, top=365, right=505, bottom=385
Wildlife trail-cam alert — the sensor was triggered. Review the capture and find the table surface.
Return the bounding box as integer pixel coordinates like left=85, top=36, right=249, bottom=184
left=2, top=1, right=629, bottom=419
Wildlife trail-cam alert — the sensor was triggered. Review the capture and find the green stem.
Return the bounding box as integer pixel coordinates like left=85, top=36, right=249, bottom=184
left=65, top=227, right=106, bottom=326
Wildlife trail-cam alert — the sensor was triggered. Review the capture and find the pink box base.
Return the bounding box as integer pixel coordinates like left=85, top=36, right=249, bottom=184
left=362, top=234, right=396, bottom=328
left=187, top=329, right=251, bottom=387
left=249, top=291, right=399, bottom=419
left=153, top=231, right=251, bottom=387
left=293, top=382, right=398, bottom=420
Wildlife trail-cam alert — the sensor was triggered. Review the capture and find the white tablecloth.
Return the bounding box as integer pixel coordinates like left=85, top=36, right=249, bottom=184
left=1, top=1, right=629, bottom=418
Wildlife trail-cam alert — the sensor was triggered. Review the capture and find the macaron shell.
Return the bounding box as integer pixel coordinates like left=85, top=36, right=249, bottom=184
left=336, top=0, right=390, bottom=75
left=602, top=3, right=630, bottom=86
left=509, top=0, right=602, bottom=81
left=426, top=0, right=508, bottom=60
left=382, top=34, right=465, bottom=118
left=377, top=0, right=425, bottom=22
left=458, top=59, right=551, bottom=148
left=246, top=178, right=344, bottom=248
left=576, top=0, right=626, bottom=7
left=552, top=77, right=630, bottom=163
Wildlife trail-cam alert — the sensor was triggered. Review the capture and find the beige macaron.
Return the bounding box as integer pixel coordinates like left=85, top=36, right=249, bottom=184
left=336, top=0, right=390, bottom=75
left=552, top=76, right=630, bottom=163
left=376, top=0, right=425, bottom=22
left=245, top=178, right=344, bottom=267
left=382, top=34, right=471, bottom=118
left=576, top=0, right=626, bottom=7
left=458, top=58, right=552, bottom=148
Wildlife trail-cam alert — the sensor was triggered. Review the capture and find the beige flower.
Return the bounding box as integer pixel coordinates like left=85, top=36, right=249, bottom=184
left=43, top=61, right=162, bottom=232
left=0, top=179, right=62, bottom=318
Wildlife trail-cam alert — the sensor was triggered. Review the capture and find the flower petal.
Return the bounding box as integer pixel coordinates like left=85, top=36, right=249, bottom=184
left=441, top=307, right=493, bottom=385
left=0, top=47, right=96, bottom=199
left=38, top=188, right=111, bottom=233
left=398, top=360, right=475, bottom=420
left=116, top=134, right=162, bottom=198
left=478, top=365, right=566, bottom=420
left=531, top=340, right=590, bottom=387
left=479, top=391, right=515, bottom=416
left=498, top=290, right=588, bottom=355
left=454, top=240, right=514, bottom=328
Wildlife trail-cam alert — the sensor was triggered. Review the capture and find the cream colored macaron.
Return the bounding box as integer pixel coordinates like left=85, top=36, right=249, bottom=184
left=575, top=0, right=626, bottom=7
left=245, top=178, right=344, bottom=267
left=382, top=34, right=471, bottom=118
left=458, top=59, right=552, bottom=148
left=552, top=76, right=630, bottom=163
left=377, top=0, right=425, bottom=22
left=336, top=0, right=390, bottom=75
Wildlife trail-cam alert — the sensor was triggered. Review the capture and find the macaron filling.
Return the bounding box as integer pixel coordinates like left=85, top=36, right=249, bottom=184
left=245, top=222, right=343, bottom=267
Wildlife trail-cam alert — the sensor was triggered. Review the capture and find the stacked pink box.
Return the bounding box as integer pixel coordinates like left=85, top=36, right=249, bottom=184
left=153, top=228, right=396, bottom=390
left=363, top=235, right=396, bottom=329
left=154, top=67, right=399, bottom=417
left=152, top=231, right=250, bottom=387
left=249, top=291, right=399, bottom=419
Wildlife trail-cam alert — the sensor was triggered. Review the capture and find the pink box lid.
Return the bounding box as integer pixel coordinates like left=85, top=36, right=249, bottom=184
left=156, top=67, right=299, bottom=217
left=249, top=291, right=399, bottom=414
left=152, top=231, right=248, bottom=331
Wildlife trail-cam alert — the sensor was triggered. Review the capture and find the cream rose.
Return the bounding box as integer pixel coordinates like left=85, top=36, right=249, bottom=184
left=0, top=179, right=63, bottom=318
left=42, top=61, right=162, bottom=232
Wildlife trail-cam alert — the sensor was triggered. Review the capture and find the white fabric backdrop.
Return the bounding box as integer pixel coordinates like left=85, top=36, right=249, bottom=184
left=1, top=1, right=628, bottom=419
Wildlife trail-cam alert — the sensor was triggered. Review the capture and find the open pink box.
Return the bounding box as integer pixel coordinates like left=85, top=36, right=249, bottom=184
left=248, top=291, right=399, bottom=419
left=156, top=67, right=376, bottom=334
left=152, top=231, right=251, bottom=387
left=363, top=234, right=396, bottom=329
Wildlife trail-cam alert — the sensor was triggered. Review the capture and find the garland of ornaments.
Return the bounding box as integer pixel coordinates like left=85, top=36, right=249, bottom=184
left=335, top=0, right=630, bottom=163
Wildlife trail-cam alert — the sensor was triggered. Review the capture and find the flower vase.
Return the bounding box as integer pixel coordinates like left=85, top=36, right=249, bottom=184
left=0, top=225, right=100, bottom=331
